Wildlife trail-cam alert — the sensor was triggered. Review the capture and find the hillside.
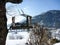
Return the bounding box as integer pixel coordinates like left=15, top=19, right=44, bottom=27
left=32, top=10, right=60, bottom=28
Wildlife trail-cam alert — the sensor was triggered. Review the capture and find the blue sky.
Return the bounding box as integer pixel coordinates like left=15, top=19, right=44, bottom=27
left=6, top=0, right=60, bottom=24
left=20, top=0, right=60, bottom=16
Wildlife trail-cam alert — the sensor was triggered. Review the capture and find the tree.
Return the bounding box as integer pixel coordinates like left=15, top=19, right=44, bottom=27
left=29, top=23, right=50, bottom=45
left=0, top=0, right=22, bottom=45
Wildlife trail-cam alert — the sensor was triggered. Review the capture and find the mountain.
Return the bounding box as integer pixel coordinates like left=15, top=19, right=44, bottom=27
left=32, top=10, right=60, bottom=28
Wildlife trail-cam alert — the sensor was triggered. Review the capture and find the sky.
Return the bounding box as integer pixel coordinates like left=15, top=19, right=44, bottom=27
left=6, top=0, right=60, bottom=24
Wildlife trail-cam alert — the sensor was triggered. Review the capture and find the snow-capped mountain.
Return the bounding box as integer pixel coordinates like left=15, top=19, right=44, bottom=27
left=32, top=10, right=60, bottom=28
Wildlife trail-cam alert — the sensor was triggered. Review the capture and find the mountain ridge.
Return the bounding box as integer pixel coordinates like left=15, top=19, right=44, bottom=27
left=32, top=10, right=60, bottom=28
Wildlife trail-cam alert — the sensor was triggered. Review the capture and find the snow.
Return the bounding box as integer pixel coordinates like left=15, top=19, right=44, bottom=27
left=51, top=29, right=60, bottom=40
left=5, top=29, right=60, bottom=45
left=53, top=43, right=60, bottom=45
left=6, top=29, right=30, bottom=45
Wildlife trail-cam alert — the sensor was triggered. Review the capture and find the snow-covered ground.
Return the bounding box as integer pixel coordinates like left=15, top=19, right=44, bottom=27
left=6, top=29, right=30, bottom=45
left=53, top=43, right=60, bottom=45
left=51, top=29, right=60, bottom=40
left=51, top=29, right=60, bottom=45
left=5, top=29, right=60, bottom=45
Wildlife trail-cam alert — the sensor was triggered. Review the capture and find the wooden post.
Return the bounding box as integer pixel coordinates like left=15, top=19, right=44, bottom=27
left=26, top=16, right=32, bottom=27
left=26, top=16, right=32, bottom=31
left=12, top=17, right=15, bottom=27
